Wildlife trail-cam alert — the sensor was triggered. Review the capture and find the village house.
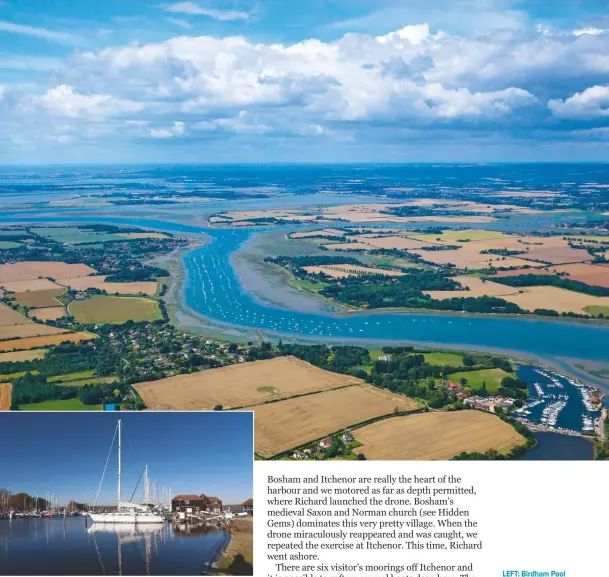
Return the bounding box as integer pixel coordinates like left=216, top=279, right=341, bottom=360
left=319, top=438, right=332, bottom=449
left=242, top=498, right=253, bottom=514
left=203, top=495, right=223, bottom=513
left=341, top=432, right=354, bottom=443
left=171, top=494, right=207, bottom=514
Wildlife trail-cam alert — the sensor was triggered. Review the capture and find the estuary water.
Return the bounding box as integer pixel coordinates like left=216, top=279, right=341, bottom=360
left=181, top=228, right=609, bottom=363
left=1, top=213, right=609, bottom=365
left=0, top=518, right=228, bottom=575
left=517, top=433, right=595, bottom=460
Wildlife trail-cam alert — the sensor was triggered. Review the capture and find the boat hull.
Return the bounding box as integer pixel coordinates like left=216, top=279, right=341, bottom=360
left=88, top=513, right=164, bottom=524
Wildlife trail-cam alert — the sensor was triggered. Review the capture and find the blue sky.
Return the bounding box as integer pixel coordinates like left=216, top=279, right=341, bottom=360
left=1, top=412, right=253, bottom=506
left=0, top=1, right=609, bottom=163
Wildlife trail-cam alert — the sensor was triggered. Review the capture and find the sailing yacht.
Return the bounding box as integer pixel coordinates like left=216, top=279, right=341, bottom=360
left=88, top=419, right=164, bottom=525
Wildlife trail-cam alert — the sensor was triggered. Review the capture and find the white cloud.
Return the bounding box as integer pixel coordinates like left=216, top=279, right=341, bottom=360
left=4, top=21, right=609, bottom=155
left=0, top=20, right=81, bottom=44
left=166, top=17, right=191, bottom=29
left=150, top=121, right=186, bottom=138
left=41, top=85, right=143, bottom=119
left=572, top=28, right=606, bottom=37
left=149, top=128, right=174, bottom=138
left=549, top=85, right=609, bottom=118
left=165, top=2, right=250, bottom=21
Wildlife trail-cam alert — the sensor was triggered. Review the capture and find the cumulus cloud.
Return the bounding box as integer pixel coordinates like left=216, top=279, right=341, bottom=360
left=41, top=85, right=143, bottom=118
left=549, top=85, right=609, bottom=118
left=3, top=21, right=609, bottom=157
left=165, top=2, right=250, bottom=21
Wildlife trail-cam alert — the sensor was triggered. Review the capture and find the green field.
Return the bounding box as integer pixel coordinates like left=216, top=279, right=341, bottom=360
left=30, top=227, right=123, bottom=245
left=408, top=229, right=508, bottom=243
left=48, top=370, right=95, bottom=383
left=0, top=370, right=40, bottom=380
left=18, top=398, right=102, bottom=411
left=0, top=241, right=23, bottom=249
left=48, top=371, right=116, bottom=387
left=69, top=295, right=163, bottom=324
left=422, top=352, right=464, bottom=367
left=584, top=305, right=609, bottom=317
left=289, top=278, right=328, bottom=293
left=448, top=368, right=512, bottom=394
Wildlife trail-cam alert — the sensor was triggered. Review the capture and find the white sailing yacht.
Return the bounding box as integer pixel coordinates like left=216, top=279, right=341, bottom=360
left=88, top=419, right=164, bottom=524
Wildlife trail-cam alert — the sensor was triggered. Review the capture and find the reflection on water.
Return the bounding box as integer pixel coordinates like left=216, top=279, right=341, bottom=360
left=0, top=518, right=229, bottom=576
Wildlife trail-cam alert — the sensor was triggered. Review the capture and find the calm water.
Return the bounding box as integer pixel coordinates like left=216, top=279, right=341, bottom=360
left=0, top=519, right=229, bottom=576
left=518, top=433, right=595, bottom=460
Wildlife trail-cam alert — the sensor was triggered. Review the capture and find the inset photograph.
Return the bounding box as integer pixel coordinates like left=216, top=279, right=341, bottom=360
left=0, top=411, right=253, bottom=576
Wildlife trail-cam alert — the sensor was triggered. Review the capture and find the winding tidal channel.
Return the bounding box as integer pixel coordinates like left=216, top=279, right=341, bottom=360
left=3, top=213, right=609, bottom=371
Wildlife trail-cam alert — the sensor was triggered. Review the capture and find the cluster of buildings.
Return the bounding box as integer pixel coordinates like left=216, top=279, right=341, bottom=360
left=464, top=396, right=515, bottom=413
left=171, top=494, right=253, bottom=517
left=292, top=432, right=354, bottom=459
left=105, top=324, right=249, bottom=380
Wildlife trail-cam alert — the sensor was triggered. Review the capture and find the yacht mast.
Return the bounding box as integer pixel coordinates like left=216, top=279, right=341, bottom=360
left=144, top=464, right=150, bottom=505
left=117, top=419, right=122, bottom=505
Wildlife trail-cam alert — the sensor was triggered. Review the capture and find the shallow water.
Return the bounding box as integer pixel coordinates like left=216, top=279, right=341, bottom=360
left=0, top=518, right=228, bottom=576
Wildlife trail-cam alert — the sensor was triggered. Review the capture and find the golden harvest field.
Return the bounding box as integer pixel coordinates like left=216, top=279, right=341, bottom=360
left=0, top=332, right=96, bottom=352
left=0, top=383, right=11, bottom=411
left=0, top=324, right=68, bottom=340
left=135, top=356, right=364, bottom=410
left=500, top=286, right=609, bottom=314
left=249, top=384, right=422, bottom=457
left=425, top=275, right=522, bottom=299
left=352, top=411, right=526, bottom=460
left=32, top=307, right=68, bottom=321
left=0, top=278, right=62, bottom=292
left=57, top=275, right=158, bottom=295
left=0, top=303, right=30, bottom=326
left=410, top=249, right=542, bottom=270
left=520, top=245, right=592, bottom=264
left=0, top=261, right=95, bottom=282
left=290, top=229, right=346, bottom=239
left=303, top=264, right=405, bottom=278
left=0, top=349, right=46, bottom=362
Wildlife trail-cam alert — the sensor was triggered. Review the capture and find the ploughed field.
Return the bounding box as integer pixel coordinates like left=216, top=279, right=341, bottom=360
left=249, top=384, right=422, bottom=458
left=0, top=383, right=11, bottom=411
left=352, top=411, right=526, bottom=460
left=134, top=355, right=364, bottom=410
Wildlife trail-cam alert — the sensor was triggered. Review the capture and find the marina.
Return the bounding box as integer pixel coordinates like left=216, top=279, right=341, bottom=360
left=513, top=365, right=602, bottom=436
